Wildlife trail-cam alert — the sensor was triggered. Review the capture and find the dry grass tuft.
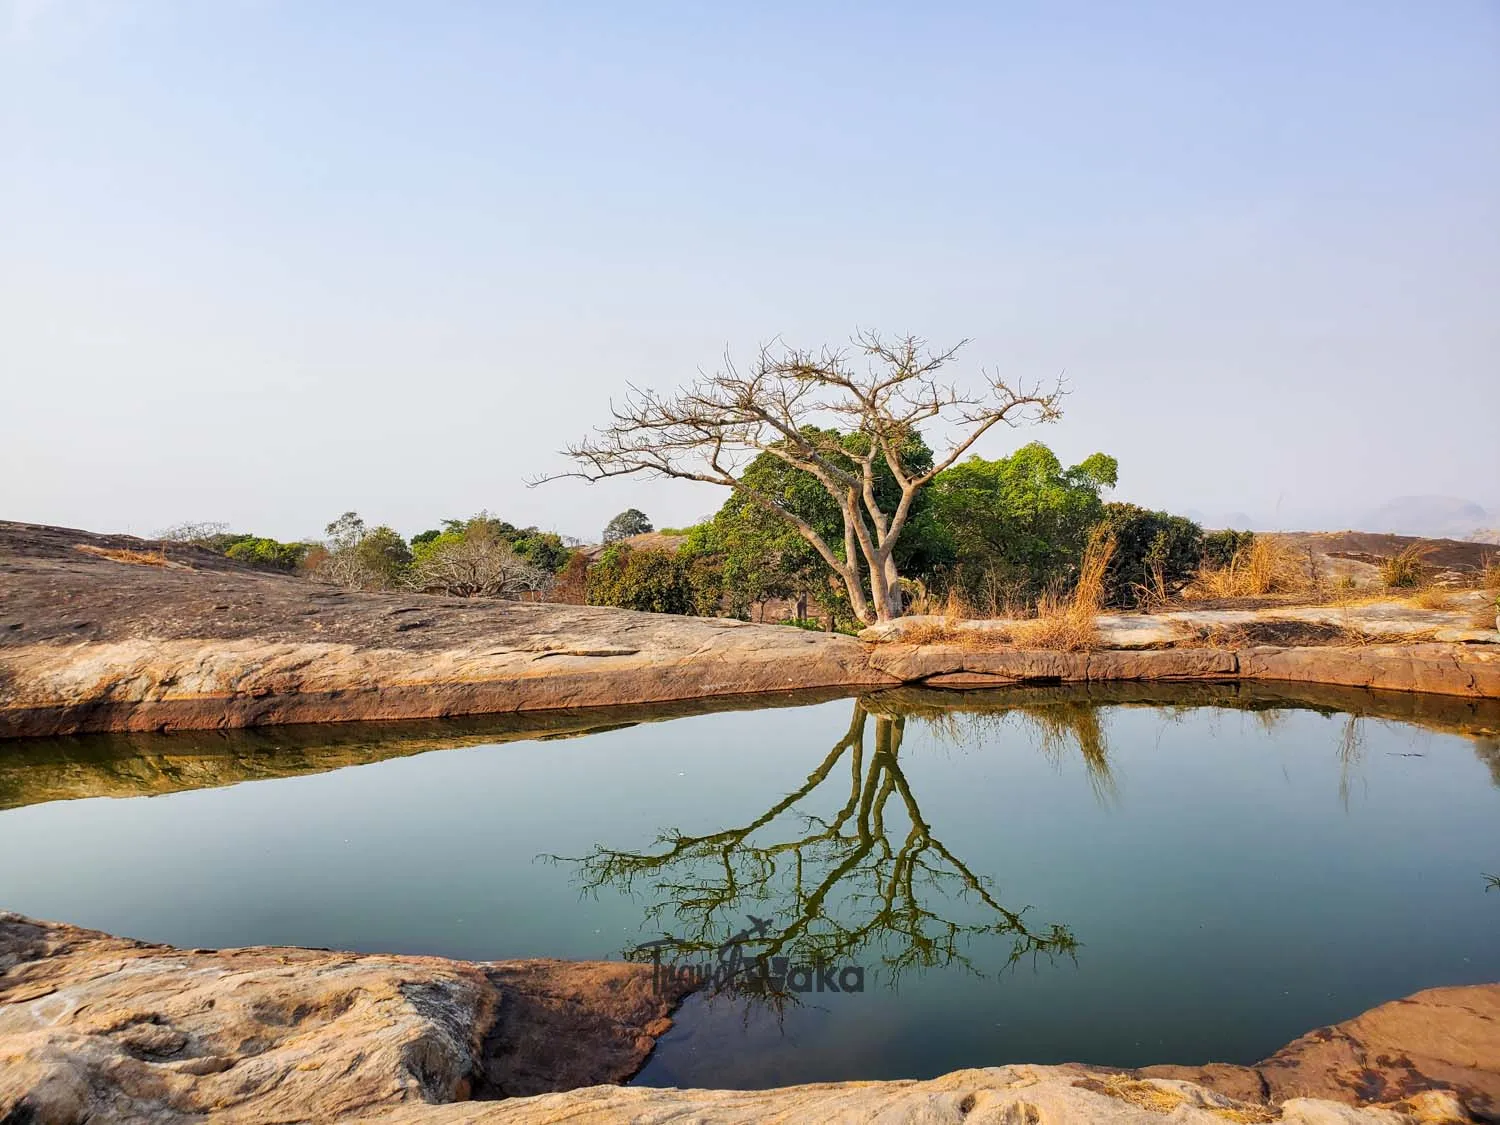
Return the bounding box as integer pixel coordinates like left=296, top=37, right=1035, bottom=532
left=74, top=544, right=183, bottom=568
left=1008, top=528, right=1116, bottom=652
left=1072, top=1075, right=1192, bottom=1115
left=895, top=530, right=1116, bottom=652
left=895, top=620, right=1008, bottom=649
left=1380, top=543, right=1432, bottom=589
left=1483, top=558, right=1500, bottom=592
left=1188, top=536, right=1309, bottom=599
left=1408, top=585, right=1456, bottom=611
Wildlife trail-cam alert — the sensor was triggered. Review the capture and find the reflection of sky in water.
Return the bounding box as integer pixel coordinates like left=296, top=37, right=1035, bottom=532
left=1, top=694, right=1496, bottom=1088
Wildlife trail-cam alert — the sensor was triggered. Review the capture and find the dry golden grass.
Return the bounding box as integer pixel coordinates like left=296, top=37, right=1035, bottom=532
left=1380, top=542, right=1432, bottom=589
left=1187, top=536, right=1310, bottom=599
left=1408, top=585, right=1456, bottom=611
left=74, top=544, right=181, bottom=568
left=896, top=530, right=1116, bottom=652
left=1483, top=558, right=1500, bottom=592
left=895, top=620, right=1008, bottom=649
left=1008, top=528, right=1115, bottom=651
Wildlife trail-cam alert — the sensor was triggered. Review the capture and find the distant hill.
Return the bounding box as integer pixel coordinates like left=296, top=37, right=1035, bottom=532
left=1354, top=495, right=1494, bottom=540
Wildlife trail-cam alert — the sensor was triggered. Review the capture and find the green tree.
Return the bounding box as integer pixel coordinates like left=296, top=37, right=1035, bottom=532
left=929, top=443, right=1118, bottom=608
left=223, top=536, right=309, bottom=573
left=586, top=546, right=694, bottom=614
left=413, top=514, right=570, bottom=573
left=324, top=511, right=367, bottom=552
left=549, top=333, right=1062, bottom=623
left=603, top=508, right=653, bottom=544
left=354, top=526, right=413, bottom=588
left=1100, top=502, right=1204, bottom=607
left=693, top=427, right=950, bottom=623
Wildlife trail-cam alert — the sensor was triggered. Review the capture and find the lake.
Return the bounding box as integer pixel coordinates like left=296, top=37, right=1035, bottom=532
left=1, top=684, right=1496, bottom=1089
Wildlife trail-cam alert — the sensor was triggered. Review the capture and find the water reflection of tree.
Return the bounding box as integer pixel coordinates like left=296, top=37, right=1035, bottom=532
left=562, top=700, right=1079, bottom=992
left=902, top=695, right=1118, bottom=805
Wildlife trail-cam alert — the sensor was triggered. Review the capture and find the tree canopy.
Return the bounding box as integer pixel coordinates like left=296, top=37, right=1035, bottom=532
left=929, top=443, right=1118, bottom=608
left=602, top=508, right=653, bottom=543
left=547, top=332, right=1063, bottom=623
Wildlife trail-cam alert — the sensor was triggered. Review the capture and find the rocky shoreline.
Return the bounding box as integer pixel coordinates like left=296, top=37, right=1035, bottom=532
left=1, top=522, right=1497, bottom=738
left=2, top=914, right=1495, bottom=1124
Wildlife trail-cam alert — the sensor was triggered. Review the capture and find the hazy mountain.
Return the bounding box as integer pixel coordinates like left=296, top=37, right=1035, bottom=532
left=1354, top=496, right=1494, bottom=540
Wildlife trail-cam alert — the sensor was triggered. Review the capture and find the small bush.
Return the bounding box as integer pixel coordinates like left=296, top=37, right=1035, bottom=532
left=1201, top=529, right=1256, bottom=570
left=1380, top=544, right=1431, bottom=589
left=224, top=537, right=308, bottom=572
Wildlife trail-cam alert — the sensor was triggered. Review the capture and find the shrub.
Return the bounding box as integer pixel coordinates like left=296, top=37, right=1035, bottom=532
left=224, top=537, right=309, bottom=572
left=1380, top=543, right=1431, bottom=589
left=1200, top=529, right=1256, bottom=570
left=1098, top=503, right=1203, bottom=607
left=928, top=443, right=1117, bottom=608
left=1009, top=529, right=1116, bottom=650
left=586, top=546, right=694, bottom=614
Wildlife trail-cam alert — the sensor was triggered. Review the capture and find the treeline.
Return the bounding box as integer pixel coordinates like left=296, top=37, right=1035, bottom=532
left=159, top=512, right=572, bottom=597
left=583, top=440, right=1254, bottom=628
left=163, top=439, right=1253, bottom=623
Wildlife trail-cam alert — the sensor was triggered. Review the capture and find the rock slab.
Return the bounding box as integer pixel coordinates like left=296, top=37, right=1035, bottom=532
left=0, top=913, right=689, bottom=1124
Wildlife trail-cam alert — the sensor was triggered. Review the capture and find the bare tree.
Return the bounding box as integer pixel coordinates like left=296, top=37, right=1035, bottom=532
left=408, top=527, right=549, bottom=598
left=556, top=698, right=1078, bottom=997
left=541, top=332, right=1063, bottom=623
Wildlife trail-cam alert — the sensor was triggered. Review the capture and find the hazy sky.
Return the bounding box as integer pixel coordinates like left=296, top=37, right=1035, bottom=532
left=3, top=1, right=1497, bottom=542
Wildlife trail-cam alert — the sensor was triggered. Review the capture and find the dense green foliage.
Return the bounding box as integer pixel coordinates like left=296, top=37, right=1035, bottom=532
left=222, top=536, right=309, bottom=572
left=1098, top=502, right=1205, bottom=606
left=167, top=435, right=1231, bottom=617
left=585, top=545, right=720, bottom=615
left=353, top=526, right=414, bottom=587
left=1201, top=528, right=1256, bottom=570
left=928, top=443, right=1118, bottom=608
left=411, top=514, right=570, bottom=573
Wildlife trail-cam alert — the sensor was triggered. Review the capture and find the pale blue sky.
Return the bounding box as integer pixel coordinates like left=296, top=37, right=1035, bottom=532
left=3, top=1, right=1497, bottom=541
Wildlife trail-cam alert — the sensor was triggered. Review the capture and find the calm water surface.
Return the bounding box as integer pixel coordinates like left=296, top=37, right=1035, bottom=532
left=1, top=686, right=1496, bottom=1088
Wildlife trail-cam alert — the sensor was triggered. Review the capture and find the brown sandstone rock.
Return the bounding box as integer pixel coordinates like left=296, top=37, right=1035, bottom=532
left=362, top=1067, right=1471, bottom=1123
left=1237, top=645, right=1500, bottom=700
left=0, top=914, right=689, bottom=1124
